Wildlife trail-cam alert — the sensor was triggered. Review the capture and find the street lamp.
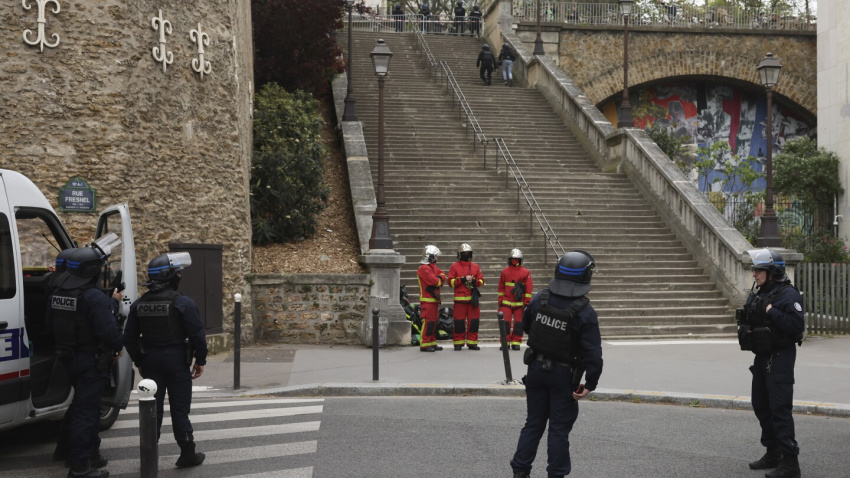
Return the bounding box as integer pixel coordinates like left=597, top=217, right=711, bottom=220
left=617, top=0, right=634, bottom=128
left=533, top=0, right=544, bottom=55
left=342, top=0, right=358, bottom=121
left=369, top=39, right=394, bottom=250
left=756, top=52, right=782, bottom=247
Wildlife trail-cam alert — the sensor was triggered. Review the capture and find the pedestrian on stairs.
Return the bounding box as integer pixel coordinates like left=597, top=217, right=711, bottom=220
left=468, top=5, right=482, bottom=37
left=453, top=1, right=466, bottom=36
left=477, top=44, right=496, bottom=86
left=737, top=249, right=804, bottom=478
left=498, top=248, right=533, bottom=350
left=499, top=43, right=516, bottom=86
left=417, top=245, right=448, bottom=352
left=449, top=243, right=485, bottom=351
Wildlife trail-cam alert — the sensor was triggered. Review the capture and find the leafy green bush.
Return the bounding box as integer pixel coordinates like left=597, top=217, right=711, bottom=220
left=251, top=83, right=329, bottom=244
left=774, top=136, right=844, bottom=210
left=800, top=235, right=850, bottom=264
left=645, top=123, right=691, bottom=174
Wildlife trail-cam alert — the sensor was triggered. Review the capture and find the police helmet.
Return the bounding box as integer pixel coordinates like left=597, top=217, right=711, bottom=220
left=482, top=44, right=490, bottom=50
left=549, top=250, right=596, bottom=297
left=48, top=248, right=77, bottom=289
left=508, top=248, right=522, bottom=265
left=60, top=246, right=107, bottom=289
left=457, top=1, right=463, bottom=6
left=421, top=245, right=440, bottom=264
left=473, top=5, right=479, bottom=10
left=748, top=248, right=787, bottom=282
left=457, top=243, right=473, bottom=261
left=146, top=252, right=192, bottom=288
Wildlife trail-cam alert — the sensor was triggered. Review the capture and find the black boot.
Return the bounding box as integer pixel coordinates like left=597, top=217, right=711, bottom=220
left=512, top=470, right=530, bottom=478
left=67, top=460, right=109, bottom=478
left=468, top=344, right=480, bottom=350
left=749, top=448, right=782, bottom=470
left=765, top=454, right=800, bottom=478
left=175, top=441, right=206, bottom=468
left=454, top=345, right=463, bottom=351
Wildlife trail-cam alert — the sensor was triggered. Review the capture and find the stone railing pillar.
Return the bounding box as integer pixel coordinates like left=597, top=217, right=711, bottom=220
left=358, top=250, right=410, bottom=346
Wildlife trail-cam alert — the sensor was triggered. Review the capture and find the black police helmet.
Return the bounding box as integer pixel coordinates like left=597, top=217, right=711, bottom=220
left=145, top=252, right=192, bottom=288
left=482, top=44, right=490, bottom=50
left=549, top=250, right=595, bottom=297
left=749, top=249, right=787, bottom=282
left=48, top=248, right=77, bottom=289
left=59, top=247, right=106, bottom=289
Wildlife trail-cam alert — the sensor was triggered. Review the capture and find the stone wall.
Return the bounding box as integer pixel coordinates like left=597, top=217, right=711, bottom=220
left=514, top=23, right=816, bottom=119
left=250, top=274, right=370, bottom=344
left=0, top=1, right=255, bottom=341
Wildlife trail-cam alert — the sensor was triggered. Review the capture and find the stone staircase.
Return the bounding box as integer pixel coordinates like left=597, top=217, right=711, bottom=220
left=343, top=31, right=735, bottom=339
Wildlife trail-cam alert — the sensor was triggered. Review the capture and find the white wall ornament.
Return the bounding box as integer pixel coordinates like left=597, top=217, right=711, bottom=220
left=151, top=9, right=173, bottom=73
left=190, top=23, right=212, bottom=80
left=22, top=0, right=61, bottom=52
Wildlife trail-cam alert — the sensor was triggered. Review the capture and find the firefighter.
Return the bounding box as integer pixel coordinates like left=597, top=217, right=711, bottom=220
left=499, top=248, right=533, bottom=350
left=417, top=245, right=447, bottom=352
left=449, top=243, right=484, bottom=351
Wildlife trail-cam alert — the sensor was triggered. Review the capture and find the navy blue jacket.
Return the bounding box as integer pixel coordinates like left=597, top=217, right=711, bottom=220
left=524, top=290, right=603, bottom=391
left=45, top=287, right=124, bottom=354
left=758, top=280, right=805, bottom=343
left=123, top=287, right=208, bottom=366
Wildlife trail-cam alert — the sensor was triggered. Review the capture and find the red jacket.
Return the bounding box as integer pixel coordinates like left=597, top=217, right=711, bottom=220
left=417, top=262, right=447, bottom=304
left=498, top=265, right=533, bottom=308
left=448, top=260, right=484, bottom=303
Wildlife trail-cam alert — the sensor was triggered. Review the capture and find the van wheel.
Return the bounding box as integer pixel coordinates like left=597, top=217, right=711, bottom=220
left=99, top=405, right=120, bottom=430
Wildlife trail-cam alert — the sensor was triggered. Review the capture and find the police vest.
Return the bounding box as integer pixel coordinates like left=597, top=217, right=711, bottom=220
left=51, top=287, right=99, bottom=354
left=526, top=289, right=588, bottom=364
left=746, top=283, right=801, bottom=352
left=135, top=290, right=186, bottom=344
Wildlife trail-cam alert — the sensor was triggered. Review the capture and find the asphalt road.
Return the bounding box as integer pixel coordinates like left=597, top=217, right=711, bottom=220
left=1, top=397, right=847, bottom=477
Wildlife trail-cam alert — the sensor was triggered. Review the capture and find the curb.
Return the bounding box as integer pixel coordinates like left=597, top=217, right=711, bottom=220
left=193, top=383, right=850, bottom=418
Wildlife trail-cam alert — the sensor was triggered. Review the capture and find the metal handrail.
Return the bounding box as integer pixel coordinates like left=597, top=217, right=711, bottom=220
left=414, top=29, right=438, bottom=80
left=494, top=138, right=567, bottom=265
left=345, top=13, right=485, bottom=35
left=437, top=60, right=488, bottom=160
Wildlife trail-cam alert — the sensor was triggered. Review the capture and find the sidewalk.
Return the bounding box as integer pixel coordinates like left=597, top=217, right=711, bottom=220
left=184, top=336, right=850, bottom=417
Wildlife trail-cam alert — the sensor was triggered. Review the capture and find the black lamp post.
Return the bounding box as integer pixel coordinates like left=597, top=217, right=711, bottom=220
left=342, top=0, right=358, bottom=122
left=533, top=0, right=544, bottom=55
left=369, top=39, right=394, bottom=250
left=617, top=0, right=634, bottom=128
left=756, top=52, right=782, bottom=247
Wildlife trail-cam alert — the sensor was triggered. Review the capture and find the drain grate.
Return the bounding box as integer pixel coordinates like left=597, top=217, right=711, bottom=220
left=223, top=348, right=296, bottom=363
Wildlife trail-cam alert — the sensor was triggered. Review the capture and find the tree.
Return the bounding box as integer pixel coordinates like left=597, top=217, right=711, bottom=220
left=252, top=0, right=346, bottom=95
left=773, top=136, right=843, bottom=220
left=251, top=84, right=329, bottom=244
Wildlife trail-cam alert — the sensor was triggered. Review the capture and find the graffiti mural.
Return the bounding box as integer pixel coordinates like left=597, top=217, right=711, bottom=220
left=600, top=82, right=813, bottom=193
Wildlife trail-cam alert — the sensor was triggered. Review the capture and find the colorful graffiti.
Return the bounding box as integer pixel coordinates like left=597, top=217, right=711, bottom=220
left=600, top=82, right=813, bottom=193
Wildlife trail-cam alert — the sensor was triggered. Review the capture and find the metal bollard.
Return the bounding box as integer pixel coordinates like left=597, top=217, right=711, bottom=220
left=497, top=311, right=513, bottom=382
left=138, top=379, right=159, bottom=478
left=233, top=293, right=242, bottom=390
left=372, top=308, right=380, bottom=381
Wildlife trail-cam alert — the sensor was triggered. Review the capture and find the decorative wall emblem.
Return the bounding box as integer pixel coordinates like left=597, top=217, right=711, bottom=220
left=190, top=23, right=212, bottom=80
left=22, top=0, right=61, bottom=52
left=150, top=9, right=173, bottom=73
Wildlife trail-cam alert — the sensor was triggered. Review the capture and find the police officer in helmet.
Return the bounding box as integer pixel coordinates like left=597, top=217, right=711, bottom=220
left=47, top=240, right=125, bottom=478
left=738, top=249, right=804, bottom=478
left=123, top=252, right=208, bottom=468
left=510, top=251, right=603, bottom=478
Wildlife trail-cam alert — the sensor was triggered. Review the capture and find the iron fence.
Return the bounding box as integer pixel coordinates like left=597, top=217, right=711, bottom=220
left=707, top=195, right=832, bottom=242
left=797, top=263, right=850, bottom=336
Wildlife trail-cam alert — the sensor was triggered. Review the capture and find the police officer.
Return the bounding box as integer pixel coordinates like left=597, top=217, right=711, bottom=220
left=47, top=245, right=124, bottom=478
left=510, top=251, right=603, bottom=478
left=419, top=3, right=431, bottom=33
left=123, top=252, right=208, bottom=468
left=738, top=249, right=804, bottom=478
left=393, top=3, right=404, bottom=32
left=477, top=44, right=496, bottom=86
left=453, top=1, right=466, bottom=35
left=417, top=245, right=447, bottom=352
left=468, top=4, right=482, bottom=37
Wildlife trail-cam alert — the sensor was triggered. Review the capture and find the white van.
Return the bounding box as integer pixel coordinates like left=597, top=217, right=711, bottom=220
left=0, top=168, right=137, bottom=432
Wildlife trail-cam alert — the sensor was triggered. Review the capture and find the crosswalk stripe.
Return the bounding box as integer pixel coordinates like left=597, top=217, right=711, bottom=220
left=122, top=398, right=325, bottom=415
left=110, top=405, right=324, bottom=429
left=224, top=467, right=313, bottom=478
left=0, top=441, right=318, bottom=478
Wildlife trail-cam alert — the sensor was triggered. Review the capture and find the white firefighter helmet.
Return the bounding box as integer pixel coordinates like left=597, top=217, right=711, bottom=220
left=508, top=248, right=523, bottom=265
left=421, top=245, right=441, bottom=264
left=457, top=243, right=473, bottom=260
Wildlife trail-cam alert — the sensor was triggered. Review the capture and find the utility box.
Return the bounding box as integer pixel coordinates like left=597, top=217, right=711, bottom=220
left=169, top=243, right=223, bottom=333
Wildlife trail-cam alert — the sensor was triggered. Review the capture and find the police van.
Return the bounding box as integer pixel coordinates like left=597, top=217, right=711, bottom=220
left=0, top=168, right=137, bottom=432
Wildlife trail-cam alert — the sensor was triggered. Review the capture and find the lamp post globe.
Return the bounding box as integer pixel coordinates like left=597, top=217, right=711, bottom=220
left=756, top=52, right=783, bottom=247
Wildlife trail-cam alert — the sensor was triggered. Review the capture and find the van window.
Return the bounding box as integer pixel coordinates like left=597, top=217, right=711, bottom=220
left=96, top=212, right=123, bottom=289
left=0, top=213, right=14, bottom=299
left=16, top=213, right=61, bottom=277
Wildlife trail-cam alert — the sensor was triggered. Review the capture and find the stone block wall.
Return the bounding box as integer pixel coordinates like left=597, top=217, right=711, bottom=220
left=250, top=274, right=370, bottom=344
left=0, top=1, right=255, bottom=341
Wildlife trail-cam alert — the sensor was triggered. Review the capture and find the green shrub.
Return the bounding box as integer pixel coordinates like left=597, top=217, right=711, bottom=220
left=785, top=233, right=850, bottom=264
left=645, top=123, right=691, bottom=174
left=251, top=83, right=329, bottom=244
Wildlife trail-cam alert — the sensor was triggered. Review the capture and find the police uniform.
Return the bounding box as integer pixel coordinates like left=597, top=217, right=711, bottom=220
left=468, top=6, right=482, bottom=37
left=477, top=45, right=496, bottom=85
left=739, top=249, right=804, bottom=478
left=453, top=2, right=466, bottom=35
left=511, top=251, right=603, bottom=478
left=47, top=248, right=123, bottom=478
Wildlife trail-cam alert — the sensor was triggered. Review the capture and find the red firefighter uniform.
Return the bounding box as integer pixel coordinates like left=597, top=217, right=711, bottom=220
left=448, top=260, right=485, bottom=348
left=417, top=262, right=447, bottom=351
left=498, top=262, right=533, bottom=348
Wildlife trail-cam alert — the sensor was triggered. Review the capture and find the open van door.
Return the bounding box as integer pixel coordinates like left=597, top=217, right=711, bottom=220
left=94, top=204, right=136, bottom=429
